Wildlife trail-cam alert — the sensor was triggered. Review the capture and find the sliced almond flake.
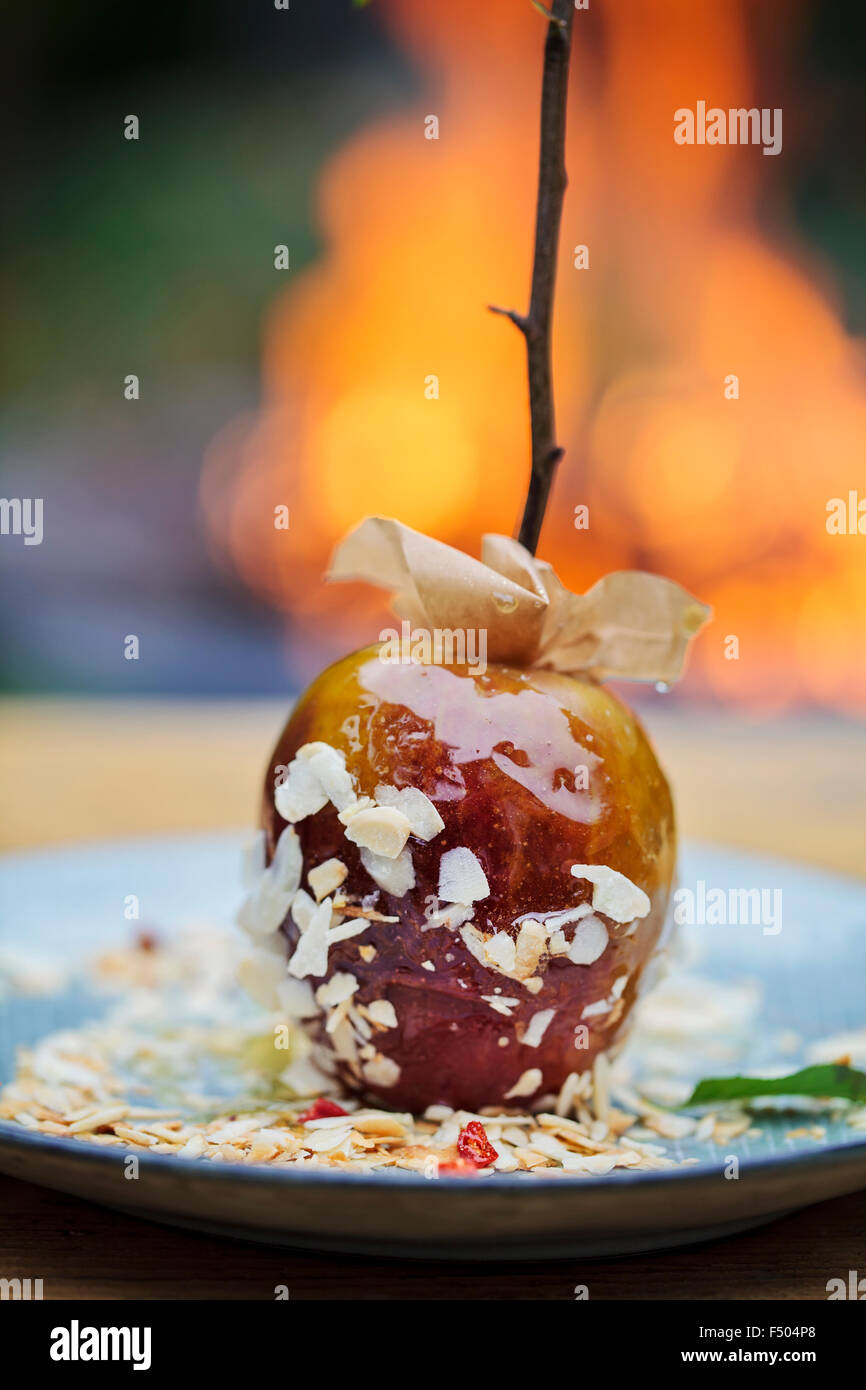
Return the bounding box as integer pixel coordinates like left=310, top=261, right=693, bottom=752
left=275, top=758, right=329, bottom=823
left=522, top=1008, right=555, bottom=1049
left=348, top=1004, right=373, bottom=1041
left=556, top=1073, right=589, bottom=1117
left=344, top=806, right=411, bottom=859
left=374, top=784, right=445, bottom=841
left=644, top=1111, right=696, bottom=1140
left=548, top=930, right=569, bottom=956
left=424, top=1104, right=454, bottom=1121
left=504, top=1067, right=543, bottom=1100
left=330, top=1018, right=360, bottom=1068
left=514, top=919, right=547, bottom=980
left=240, top=830, right=266, bottom=889
left=112, top=1124, right=160, bottom=1147
left=308, top=858, right=348, bottom=902
left=712, top=1113, right=752, bottom=1143
left=592, top=1053, right=611, bottom=1127
left=305, top=746, right=355, bottom=812
left=582, top=998, right=612, bottom=1019
left=236, top=826, right=301, bottom=938
left=610, top=972, right=629, bottom=1000
left=694, top=1112, right=717, bottom=1142
left=304, top=1124, right=354, bottom=1153
left=288, top=898, right=332, bottom=979
left=315, top=972, right=359, bottom=1009
left=326, top=918, right=370, bottom=947
left=481, top=995, right=519, bottom=1017
left=350, top=1111, right=410, bottom=1137
left=483, top=932, right=517, bottom=973
left=277, top=976, right=319, bottom=1020
left=325, top=998, right=353, bottom=1035
left=270, top=825, right=304, bottom=892
left=361, top=1054, right=401, bottom=1088
left=569, top=864, right=650, bottom=923
left=358, top=945, right=377, bottom=963
left=302, top=1112, right=361, bottom=1131
left=560, top=1151, right=618, bottom=1174
left=366, top=1000, right=398, bottom=1029
left=178, top=1135, right=206, bottom=1159
left=567, top=915, right=609, bottom=966
left=527, top=1130, right=572, bottom=1161
left=290, top=889, right=318, bottom=933
left=236, top=947, right=286, bottom=1009
left=513, top=1147, right=552, bottom=1170
left=542, top=903, right=594, bottom=931
left=438, top=847, right=490, bottom=905
left=338, top=797, right=375, bottom=824
left=67, top=1105, right=130, bottom=1133
left=423, top=903, right=475, bottom=932
left=341, top=903, right=399, bottom=922
left=360, top=844, right=415, bottom=896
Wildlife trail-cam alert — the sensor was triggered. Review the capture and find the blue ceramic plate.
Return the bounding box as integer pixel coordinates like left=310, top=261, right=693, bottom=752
left=0, top=832, right=864, bottom=1259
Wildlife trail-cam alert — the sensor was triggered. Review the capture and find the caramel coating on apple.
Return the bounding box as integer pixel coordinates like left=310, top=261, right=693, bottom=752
left=262, top=646, right=675, bottom=1114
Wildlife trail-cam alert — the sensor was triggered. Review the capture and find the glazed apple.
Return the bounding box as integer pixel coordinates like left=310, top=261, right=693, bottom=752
left=243, top=644, right=675, bottom=1114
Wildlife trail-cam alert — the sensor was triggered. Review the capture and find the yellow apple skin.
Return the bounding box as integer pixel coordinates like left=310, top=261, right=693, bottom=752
left=262, top=645, right=675, bottom=1113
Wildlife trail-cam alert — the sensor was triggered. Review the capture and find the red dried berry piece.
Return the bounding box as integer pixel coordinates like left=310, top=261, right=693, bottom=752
left=456, top=1120, right=498, bottom=1167
left=296, top=1097, right=348, bottom=1123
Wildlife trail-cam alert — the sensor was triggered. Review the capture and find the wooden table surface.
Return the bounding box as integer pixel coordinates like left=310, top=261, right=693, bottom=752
left=1, top=697, right=864, bottom=1301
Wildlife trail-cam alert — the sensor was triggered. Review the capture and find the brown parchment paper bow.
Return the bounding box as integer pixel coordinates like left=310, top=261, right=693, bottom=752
left=328, top=517, right=710, bottom=684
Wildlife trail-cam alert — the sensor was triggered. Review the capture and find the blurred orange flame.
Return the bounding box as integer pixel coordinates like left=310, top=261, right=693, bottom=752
left=200, top=0, right=866, bottom=711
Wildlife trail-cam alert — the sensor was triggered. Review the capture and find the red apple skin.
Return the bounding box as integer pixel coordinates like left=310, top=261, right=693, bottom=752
left=262, top=645, right=675, bottom=1114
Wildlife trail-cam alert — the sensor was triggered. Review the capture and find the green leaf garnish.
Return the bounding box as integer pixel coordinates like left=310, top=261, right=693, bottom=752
left=684, top=1063, right=866, bottom=1108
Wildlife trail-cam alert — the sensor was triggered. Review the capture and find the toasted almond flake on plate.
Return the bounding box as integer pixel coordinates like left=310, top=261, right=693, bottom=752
left=304, top=1125, right=355, bottom=1153
left=67, top=1105, right=130, bottom=1133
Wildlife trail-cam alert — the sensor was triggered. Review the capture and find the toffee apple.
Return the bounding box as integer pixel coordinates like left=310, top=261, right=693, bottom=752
left=246, top=643, right=676, bottom=1114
